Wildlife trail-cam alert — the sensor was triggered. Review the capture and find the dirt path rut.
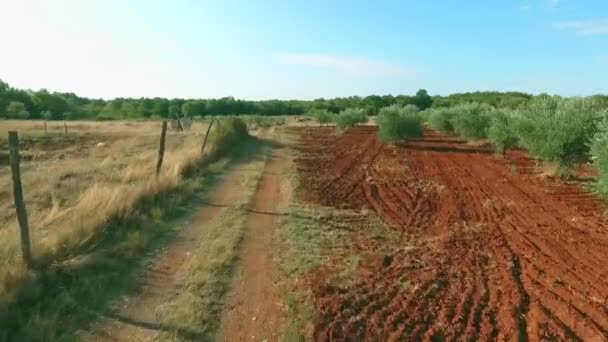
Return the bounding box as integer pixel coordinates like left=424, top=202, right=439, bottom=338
left=84, top=167, right=255, bottom=341
left=218, top=148, right=289, bottom=341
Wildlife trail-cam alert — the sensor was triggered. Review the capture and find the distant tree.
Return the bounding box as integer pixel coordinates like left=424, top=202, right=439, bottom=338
left=414, top=89, right=433, bottom=110
left=5, top=101, right=30, bottom=119
left=168, top=103, right=181, bottom=117
left=137, top=98, right=154, bottom=117
left=33, top=90, right=70, bottom=120
left=152, top=99, right=169, bottom=117
left=182, top=100, right=205, bottom=117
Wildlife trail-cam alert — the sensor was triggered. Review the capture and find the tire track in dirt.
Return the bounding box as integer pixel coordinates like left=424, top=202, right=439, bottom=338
left=291, top=126, right=608, bottom=341
left=217, top=146, right=290, bottom=341
left=82, top=162, right=262, bottom=341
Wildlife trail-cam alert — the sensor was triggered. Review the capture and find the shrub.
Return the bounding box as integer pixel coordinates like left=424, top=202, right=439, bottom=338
left=377, top=104, right=423, bottom=143
left=212, top=117, right=249, bottom=155
left=333, top=108, right=366, bottom=131
left=426, top=107, right=456, bottom=133
left=487, top=110, right=519, bottom=155
left=591, top=116, right=608, bottom=197
left=514, top=96, right=601, bottom=177
left=449, top=102, right=493, bottom=139
left=351, top=109, right=368, bottom=125
left=307, top=109, right=333, bottom=126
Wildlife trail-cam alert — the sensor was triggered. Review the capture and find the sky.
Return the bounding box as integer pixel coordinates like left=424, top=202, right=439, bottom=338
left=0, top=0, right=607, bottom=100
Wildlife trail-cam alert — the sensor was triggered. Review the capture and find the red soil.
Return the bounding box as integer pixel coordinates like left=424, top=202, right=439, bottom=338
left=292, top=126, right=608, bottom=341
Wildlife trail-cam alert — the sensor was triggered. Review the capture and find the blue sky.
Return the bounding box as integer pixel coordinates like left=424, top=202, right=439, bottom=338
left=0, top=0, right=607, bottom=99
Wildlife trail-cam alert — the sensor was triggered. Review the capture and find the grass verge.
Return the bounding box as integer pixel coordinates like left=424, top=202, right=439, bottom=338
left=275, top=161, right=403, bottom=340
left=0, top=122, right=256, bottom=341
left=155, top=138, right=272, bottom=341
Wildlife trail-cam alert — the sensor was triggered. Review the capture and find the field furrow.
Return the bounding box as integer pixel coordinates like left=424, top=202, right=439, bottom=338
left=292, top=126, right=608, bottom=341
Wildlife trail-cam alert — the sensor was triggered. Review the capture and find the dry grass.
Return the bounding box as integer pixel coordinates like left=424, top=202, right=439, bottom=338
left=0, top=119, right=212, bottom=304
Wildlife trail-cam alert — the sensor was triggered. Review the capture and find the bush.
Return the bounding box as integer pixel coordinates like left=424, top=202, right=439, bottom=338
left=212, top=117, right=249, bottom=155
left=487, top=110, right=519, bottom=155
left=591, top=116, right=608, bottom=197
left=514, top=96, right=601, bottom=177
left=351, top=109, right=368, bottom=125
left=377, top=104, right=423, bottom=143
left=449, top=102, right=493, bottom=139
left=307, top=109, right=333, bottom=126
left=426, top=107, right=456, bottom=133
left=333, top=108, right=366, bottom=131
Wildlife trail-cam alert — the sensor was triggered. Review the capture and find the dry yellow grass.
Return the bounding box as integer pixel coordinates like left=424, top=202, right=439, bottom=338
left=0, top=119, right=211, bottom=302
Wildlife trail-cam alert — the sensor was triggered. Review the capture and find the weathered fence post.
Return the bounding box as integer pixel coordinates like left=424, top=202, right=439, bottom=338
left=8, top=131, right=32, bottom=268
left=201, top=119, right=215, bottom=155
left=156, top=120, right=168, bottom=176
left=174, top=113, right=183, bottom=132
left=44, top=121, right=47, bottom=134
left=64, top=122, right=68, bottom=136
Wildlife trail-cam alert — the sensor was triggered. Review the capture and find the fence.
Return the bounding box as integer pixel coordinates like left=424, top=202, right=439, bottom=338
left=5, top=119, right=216, bottom=267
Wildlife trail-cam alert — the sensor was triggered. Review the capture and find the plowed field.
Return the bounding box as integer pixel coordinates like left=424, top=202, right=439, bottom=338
left=293, top=126, right=608, bottom=341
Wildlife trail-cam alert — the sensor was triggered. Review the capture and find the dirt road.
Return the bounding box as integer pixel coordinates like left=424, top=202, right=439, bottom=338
left=84, top=156, right=266, bottom=341
left=293, top=126, right=608, bottom=341
left=218, top=147, right=290, bottom=341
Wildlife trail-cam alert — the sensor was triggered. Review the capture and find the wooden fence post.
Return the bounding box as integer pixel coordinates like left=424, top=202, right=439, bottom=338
left=64, top=122, right=68, bottom=136
left=156, top=120, right=168, bottom=176
left=174, top=113, right=183, bottom=132
left=44, top=121, right=47, bottom=134
left=8, top=131, right=32, bottom=268
left=201, top=119, right=215, bottom=155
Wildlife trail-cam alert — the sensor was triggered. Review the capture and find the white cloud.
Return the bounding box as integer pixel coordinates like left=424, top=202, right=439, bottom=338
left=556, top=19, right=608, bottom=35
left=277, top=53, right=413, bottom=78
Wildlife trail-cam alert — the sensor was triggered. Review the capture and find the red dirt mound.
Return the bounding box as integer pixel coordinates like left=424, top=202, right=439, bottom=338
left=292, top=126, right=608, bottom=341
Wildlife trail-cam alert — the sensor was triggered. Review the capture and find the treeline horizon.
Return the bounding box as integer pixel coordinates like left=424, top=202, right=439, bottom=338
left=1, top=78, right=606, bottom=121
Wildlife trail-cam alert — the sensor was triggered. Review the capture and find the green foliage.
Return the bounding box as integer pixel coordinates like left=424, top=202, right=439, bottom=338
left=351, top=108, right=368, bottom=124
left=591, top=116, right=608, bottom=197
left=487, top=110, right=519, bottom=155
left=449, top=102, right=493, bottom=139
left=426, top=107, right=456, bottom=133
left=377, top=104, right=423, bottom=143
left=514, top=96, right=601, bottom=177
left=333, top=108, right=366, bottom=131
left=432, top=91, right=532, bottom=109
left=308, top=109, right=334, bottom=125
left=414, top=89, right=433, bottom=110
left=41, top=110, right=52, bottom=120
left=5, top=101, right=30, bottom=119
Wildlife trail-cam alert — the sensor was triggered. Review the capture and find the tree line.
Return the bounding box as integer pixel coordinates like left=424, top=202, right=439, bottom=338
left=2, top=78, right=606, bottom=121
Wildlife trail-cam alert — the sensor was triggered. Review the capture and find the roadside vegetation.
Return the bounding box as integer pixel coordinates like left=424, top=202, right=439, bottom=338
left=377, top=104, right=423, bottom=143
left=0, top=118, right=252, bottom=340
